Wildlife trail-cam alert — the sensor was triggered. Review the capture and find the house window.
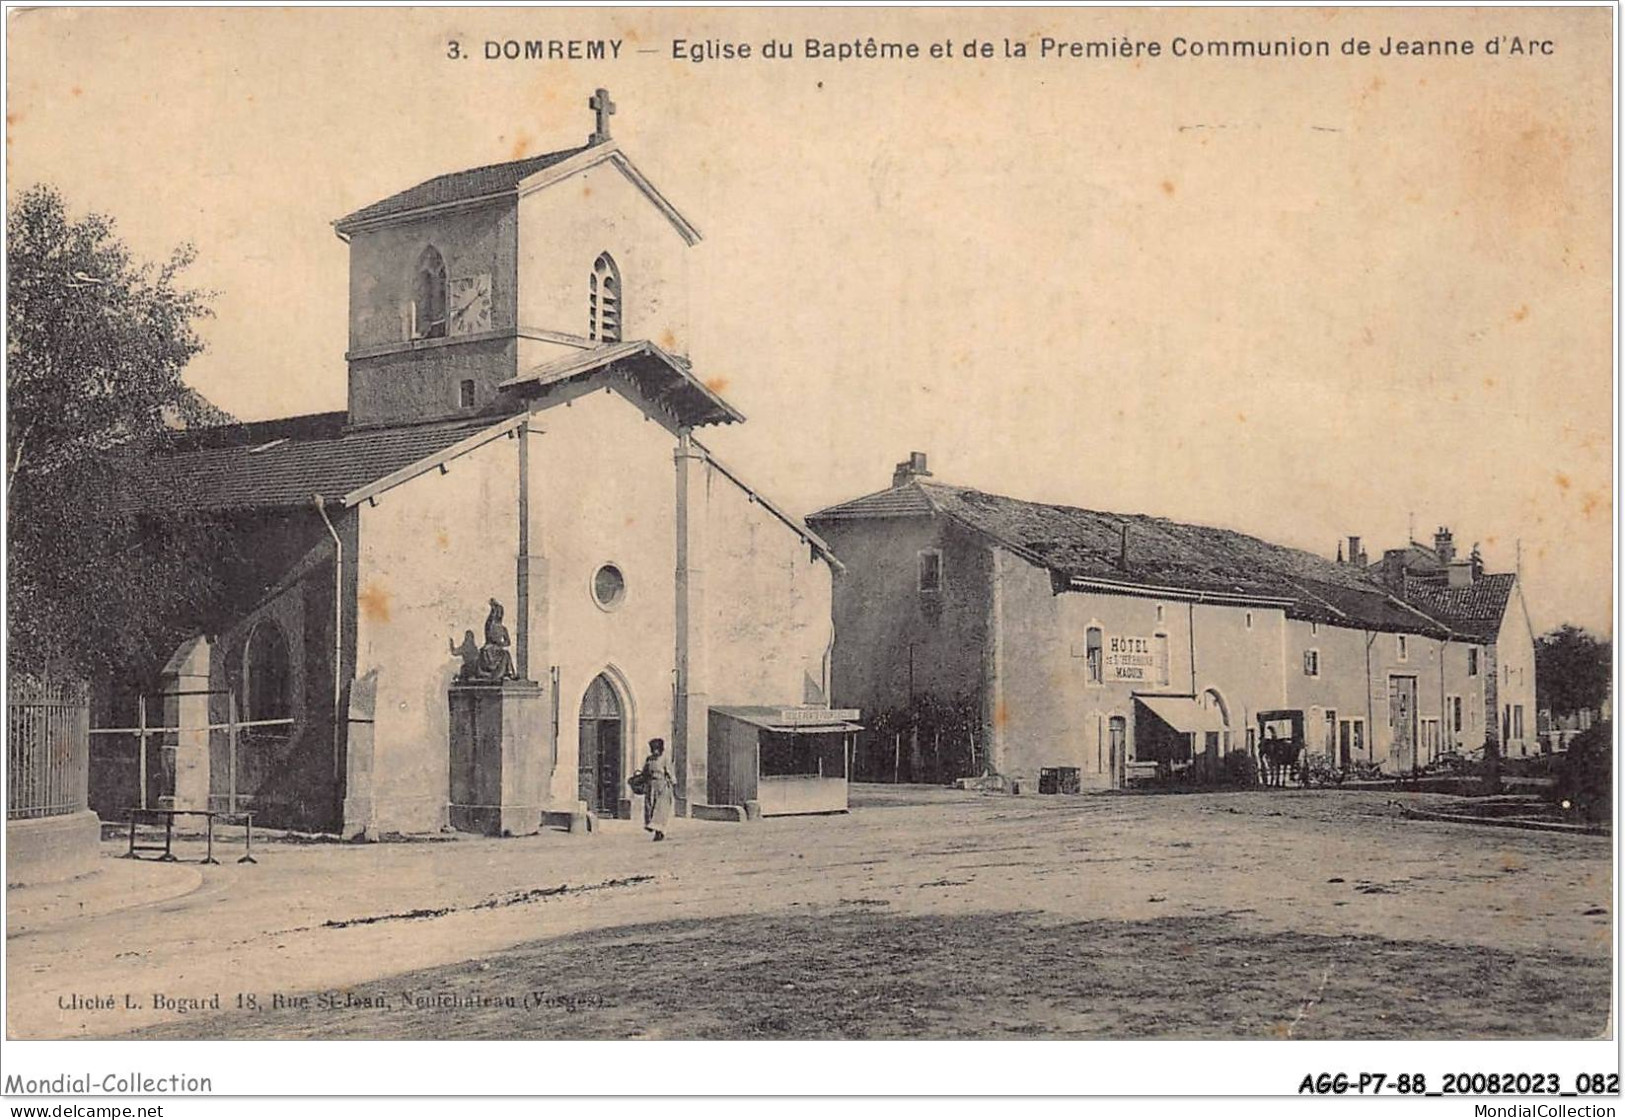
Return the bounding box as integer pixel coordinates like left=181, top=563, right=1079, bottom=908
left=1310, top=621, right=1319, bottom=637
left=1303, top=649, right=1320, bottom=677
left=589, top=252, right=622, bottom=343
left=917, top=549, right=942, bottom=593
left=1155, top=604, right=1165, bottom=623
left=458, top=379, right=475, bottom=409
left=1468, top=647, right=1480, bottom=676
left=1086, top=626, right=1103, bottom=685
left=411, top=245, right=447, bottom=340
left=1397, top=635, right=1408, bottom=662
left=1245, top=611, right=1253, bottom=629
left=1513, top=705, right=1525, bottom=740
left=1153, top=632, right=1170, bottom=687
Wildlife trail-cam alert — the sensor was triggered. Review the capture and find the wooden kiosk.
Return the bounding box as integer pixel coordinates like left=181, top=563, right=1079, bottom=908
left=707, top=707, right=861, bottom=816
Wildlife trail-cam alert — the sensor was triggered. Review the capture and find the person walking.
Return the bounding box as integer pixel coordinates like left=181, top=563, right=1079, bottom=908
left=636, top=738, right=675, bottom=842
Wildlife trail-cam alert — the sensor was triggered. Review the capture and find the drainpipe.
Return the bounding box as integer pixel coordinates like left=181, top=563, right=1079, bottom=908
left=1187, top=602, right=1198, bottom=694
left=314, top=494, right=345, bottom=780
left=1439, top=636, right=1449, bottom=754
left=1364, top=630, right=1376, bottom=764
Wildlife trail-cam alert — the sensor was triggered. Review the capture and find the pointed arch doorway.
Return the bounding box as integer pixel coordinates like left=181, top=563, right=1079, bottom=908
left=578, top=674, right=626, bottom=817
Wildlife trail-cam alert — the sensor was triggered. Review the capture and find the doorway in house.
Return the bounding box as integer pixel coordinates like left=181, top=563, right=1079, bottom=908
left=1389, top=676, right=1418, bottom=773
left=578, top=673, right=625, bottom=817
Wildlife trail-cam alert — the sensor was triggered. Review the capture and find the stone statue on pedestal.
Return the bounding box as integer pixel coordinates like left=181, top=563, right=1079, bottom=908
left=452, top=599, right=518, bottom=682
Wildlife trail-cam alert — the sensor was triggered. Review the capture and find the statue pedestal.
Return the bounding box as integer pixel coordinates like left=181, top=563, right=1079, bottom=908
left=448, top=679, right=547, bottom=836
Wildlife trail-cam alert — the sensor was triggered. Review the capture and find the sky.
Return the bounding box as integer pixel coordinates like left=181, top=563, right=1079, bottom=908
left=6, top=6, right=1614, bottom=635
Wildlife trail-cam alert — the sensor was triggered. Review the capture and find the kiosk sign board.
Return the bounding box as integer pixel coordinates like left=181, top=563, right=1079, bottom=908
left=776, top=707, right=861, bottom=726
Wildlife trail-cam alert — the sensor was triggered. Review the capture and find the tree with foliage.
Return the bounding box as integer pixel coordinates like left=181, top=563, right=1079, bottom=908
left=1534, top=624, right=1612, bottom=718
left=1551, top=721, right=1611, bottom=825
left=7, top=184, right=233, bottom=681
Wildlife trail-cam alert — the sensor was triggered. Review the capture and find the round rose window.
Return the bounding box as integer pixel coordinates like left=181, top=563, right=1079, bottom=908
left=592, top=563, right=626, bottom=610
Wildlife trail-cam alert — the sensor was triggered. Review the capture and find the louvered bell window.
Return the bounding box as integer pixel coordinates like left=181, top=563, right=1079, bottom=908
left=589, top=253, right=621, bottom=343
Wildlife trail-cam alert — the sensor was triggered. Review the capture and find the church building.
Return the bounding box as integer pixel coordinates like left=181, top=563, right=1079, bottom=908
left=103, top=92, right=840, bottom=836
left=809, top=454, right=1536, bottom=790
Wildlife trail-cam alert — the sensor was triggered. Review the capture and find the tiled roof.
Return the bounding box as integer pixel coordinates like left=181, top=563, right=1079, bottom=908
left=112, top=415, right=517, bottom=514
left=336, top=146, right=589, bottom=228
left=1289, top=577, right=1450, bottom=635
left=801, top=484, right=936, bottom=520
left=810, top=480, right=1453, bottom=634
left=1401, top=573, right=1517, bottom=642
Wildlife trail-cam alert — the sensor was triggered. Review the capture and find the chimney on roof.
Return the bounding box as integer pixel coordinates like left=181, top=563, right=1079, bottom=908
left=1434, top=526, right=1456, bottom=566
left=892, top=451, right=932, bottom=489
left=1347, top=535, right=1366, bottom=568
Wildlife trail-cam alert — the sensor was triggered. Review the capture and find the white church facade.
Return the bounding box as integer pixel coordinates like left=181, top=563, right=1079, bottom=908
left=106, top=92, right=840, bottom=837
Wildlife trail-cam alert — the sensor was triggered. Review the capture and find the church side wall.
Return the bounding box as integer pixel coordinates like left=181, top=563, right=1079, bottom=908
left=699, top=458, right=834, bottom=711
left=354, top=435, right=520, bottom=834
left=206, top=559, right=333, bottom=829
left=526, top=387, right=679, bottom=812
left=517, top=161, right=691, bottom=366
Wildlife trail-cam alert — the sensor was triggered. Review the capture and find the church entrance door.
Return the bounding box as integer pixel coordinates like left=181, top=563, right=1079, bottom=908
left=578, top=674, right=624, bottom=817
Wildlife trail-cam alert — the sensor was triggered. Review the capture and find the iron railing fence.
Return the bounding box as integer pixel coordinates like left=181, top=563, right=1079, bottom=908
left=7, top=676, right=91, bottom=820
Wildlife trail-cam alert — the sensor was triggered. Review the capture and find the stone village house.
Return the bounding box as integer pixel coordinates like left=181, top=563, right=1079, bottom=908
left=97, top=93, right=841, bottom=836
left=808, top=454, right=1537, bottom=790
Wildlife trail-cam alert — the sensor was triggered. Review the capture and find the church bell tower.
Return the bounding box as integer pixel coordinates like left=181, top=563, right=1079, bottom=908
left=333, top=89, right=698, bottom=428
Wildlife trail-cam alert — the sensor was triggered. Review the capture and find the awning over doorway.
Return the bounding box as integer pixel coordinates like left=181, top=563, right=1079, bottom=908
left=1135, top=695, right=1227, bottom=734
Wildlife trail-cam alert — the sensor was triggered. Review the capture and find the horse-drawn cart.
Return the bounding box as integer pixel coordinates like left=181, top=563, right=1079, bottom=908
left=1256, top=709, right=1307, bottom=787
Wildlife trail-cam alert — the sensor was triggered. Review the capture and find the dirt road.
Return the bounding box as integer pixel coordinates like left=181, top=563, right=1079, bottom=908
left=6, top=787, right=1611, bottom=1039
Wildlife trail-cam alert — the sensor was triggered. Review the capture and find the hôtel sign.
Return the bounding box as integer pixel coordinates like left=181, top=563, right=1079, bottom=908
left=1106, top=635, right=1159, bottom=682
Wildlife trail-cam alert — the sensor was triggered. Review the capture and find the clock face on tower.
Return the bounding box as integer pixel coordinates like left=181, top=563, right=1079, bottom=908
left=448, top=273, right=493, bottom=336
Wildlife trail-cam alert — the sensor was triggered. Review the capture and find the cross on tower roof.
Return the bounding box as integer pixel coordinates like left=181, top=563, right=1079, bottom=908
left=588, top=88, right=616, bottom=145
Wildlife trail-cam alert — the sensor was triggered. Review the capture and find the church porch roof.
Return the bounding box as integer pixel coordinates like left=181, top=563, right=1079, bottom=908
left=499, top=339, right=744, bottom=428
